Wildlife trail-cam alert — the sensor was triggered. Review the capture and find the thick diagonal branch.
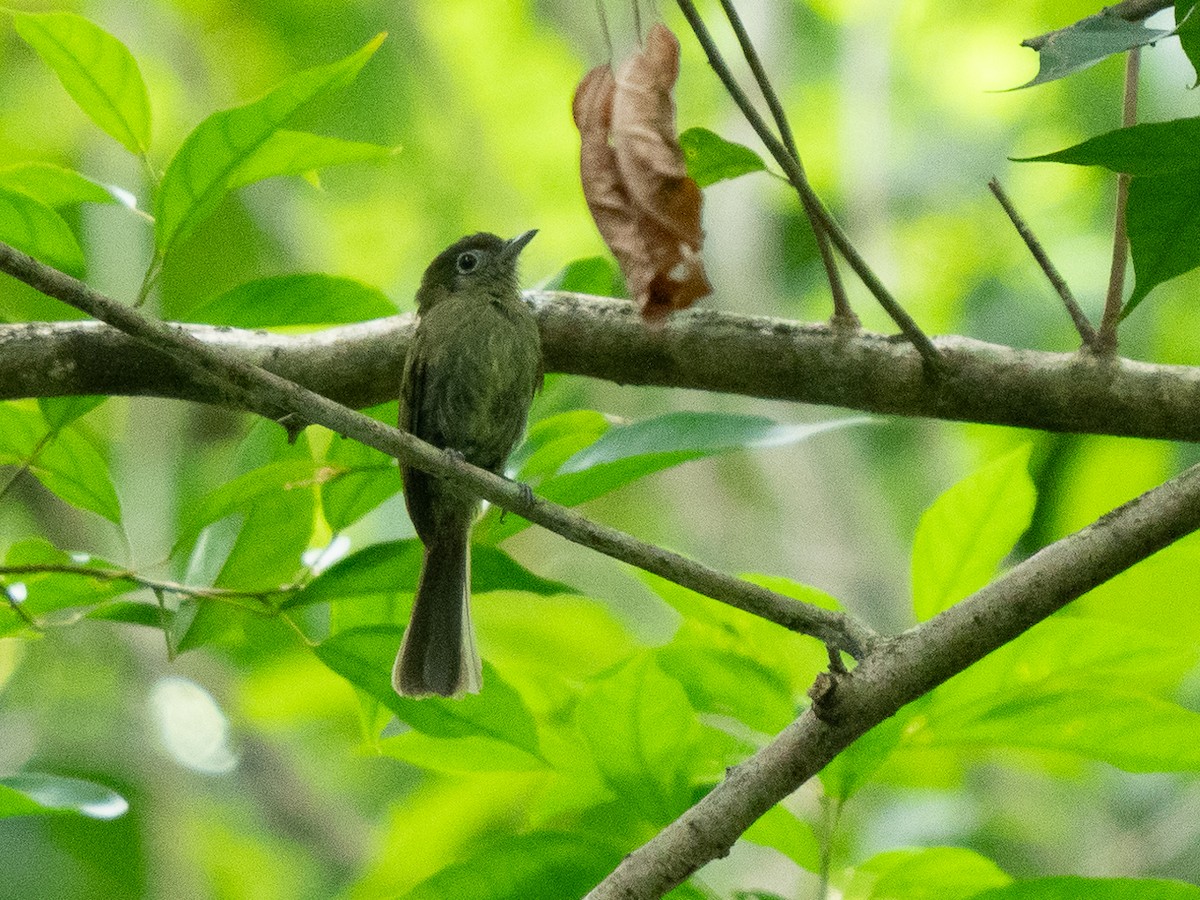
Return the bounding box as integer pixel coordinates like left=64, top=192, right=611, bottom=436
left=587, top=456, right=1200, bottom=898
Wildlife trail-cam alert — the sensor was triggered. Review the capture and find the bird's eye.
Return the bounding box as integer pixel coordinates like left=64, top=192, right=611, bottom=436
left=455, top=251, right=480, bottom=274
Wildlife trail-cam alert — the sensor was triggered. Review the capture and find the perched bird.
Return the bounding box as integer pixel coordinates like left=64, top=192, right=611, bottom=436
left=393, top=231, right=543, bottom=698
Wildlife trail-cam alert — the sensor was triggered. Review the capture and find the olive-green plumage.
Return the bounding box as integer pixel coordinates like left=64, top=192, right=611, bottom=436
left=393, top=231, right=543, bottom=698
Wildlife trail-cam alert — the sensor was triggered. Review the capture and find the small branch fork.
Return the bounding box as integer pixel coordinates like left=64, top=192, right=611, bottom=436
left=0, top=239, right=877, bottom=664
left=675, top=0, right=943, bottom=371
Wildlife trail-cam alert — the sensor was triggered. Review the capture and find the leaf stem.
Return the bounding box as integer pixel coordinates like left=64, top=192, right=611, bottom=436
left=1097, top=46, right=1141, bottom=354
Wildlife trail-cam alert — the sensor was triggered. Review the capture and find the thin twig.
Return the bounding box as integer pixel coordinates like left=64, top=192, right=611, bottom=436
left=675, top=0, right=941, bottom=373
left=0, top=563, right=286, bottom=606
left=715, top=0, right=854, bottom=325
left=0, top=239, right=878, bottom=660
left=1097, top=47, right=1141, bottom=354
left=987, top=177, right=1098, bottom=349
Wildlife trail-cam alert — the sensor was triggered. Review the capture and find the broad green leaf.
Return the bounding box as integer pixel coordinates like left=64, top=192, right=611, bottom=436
left=0, top=163, right=117, bottom=207
left=540, top=256, right=624, bottom=297
left=1016, top=118, right=1200, bottom=176
left=921, top=686, right=1200, bottom=773
left=1124, top=173, right=1200, bottom=316
left=173, top=458, right=320, bottom=555
left=473, top=590, right=636, bottom=689
left=38, top=396, right=105, bottom=430
left=32, top=422, right=122, bottom=523
left=481, top=411, right=869, bottom=543
left=155, top=33, right=385, bottom=254
left=314, top=624, right=542, bottom=758
left=681, top=127, right=767, bottom=187
left=843, top=847, right=1010, bottom=900
left=1014, top=15, right=1172, bottom=89
left=0, top=186, right=85, bottom=274
left=12, top=11, right=151, bottom=154
left=284, top=539, right=573, bottom=609
left=1179, top=2, right=1200, bottom=82
left=819, top=710, right=913, bottom=801
left=226, top=130, right=396, bottom=191
left=645, top=572, right=833, bottom=709
left=184, top=273, right=397, bottom=327
left=87, top=599, right=167, bottom=629
left=742, top=805, right=822, bottom=872
left=0, top=773, right=128, bottom=820
left=404, top=833, right=622, bottom=900
left=910, top=618, right=1200, bottom=773
left=319, top=433, right=398, bottom=531
left=505, top=409, right=611, bottom=483
left=912, top=444, right=1034, bottom=621
left=576, top=654, right=704, bottom=825
left=378, top=731, right=545, bottom=773
left=973, top=877, right=1200, bottom=900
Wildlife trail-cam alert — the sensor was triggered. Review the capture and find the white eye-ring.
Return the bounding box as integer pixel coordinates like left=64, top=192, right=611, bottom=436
left=456, top=251, right=480, bottom=274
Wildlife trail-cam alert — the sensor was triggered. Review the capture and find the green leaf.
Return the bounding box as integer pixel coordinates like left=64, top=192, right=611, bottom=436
left=32, top=422, right=123, bottom=524
left=1178, top=2, right=1200, bottom=83
left=404, top=833, right=622, bottom=900
left=540, top=256, right=624, bottom=297
left=0, top=773, right=128, bottom=820
left=38, top=396, right=105, bottom=430
left=12, top=11, right=151, bottom=154
left=0, top=163, right=117, bottom=207
left=576, top=654, right=704, bottom=825
left=173, top=458, right=320, bottom=555
left=911, top=444, right=1034, bottom=621
left=680, top=126, right=767, bottom=187
left=973, top=877, right=1200, bottom=900
left=741, top=805, right=822, bottom=872
left=819, top=710, right=913, bottom=801
left=183, top=273, right=397, bottom=327
left=154, top=33, right=385, bottom=254
left=1124, top=173, right=1200, bottom=316
left=843, top=847, right=1010, bottom=900
left=319, top=433, right=399, bottom=531
left=481, top=411, right=869, bottom=543
left=1016, top=118, right=1200, bottom=176
left=1014, top=15, right=1172, bottom=89
left=284, top=539, right=573, bottom=609
left=226, top=130, right=396, bottom=191
left=912, top=617, right=1200, bottom=773
left=0, top=186, right=85, bottom=274
left=314, top=625, right=543, bottom=758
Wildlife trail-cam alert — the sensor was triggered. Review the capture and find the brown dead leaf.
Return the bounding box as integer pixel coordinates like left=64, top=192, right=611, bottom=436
left=573, top=23, right=710, bottom=320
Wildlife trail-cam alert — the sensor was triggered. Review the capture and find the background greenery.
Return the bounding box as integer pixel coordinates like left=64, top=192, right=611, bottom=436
left=2, top=1, right=1200, bottom=898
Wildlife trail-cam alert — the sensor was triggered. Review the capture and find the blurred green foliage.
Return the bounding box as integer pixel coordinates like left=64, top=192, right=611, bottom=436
left=2, top=1, right=1200, bottom=899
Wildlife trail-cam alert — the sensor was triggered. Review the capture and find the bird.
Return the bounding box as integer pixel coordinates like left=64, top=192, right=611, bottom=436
left=392, top=230, right=543, bottom=698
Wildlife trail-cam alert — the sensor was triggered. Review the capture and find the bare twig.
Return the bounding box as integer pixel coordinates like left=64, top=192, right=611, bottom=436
left=0, top=563, right=285, bottom=608
left=0, top=240, right=877, bottom=660
left=586, top=456, right=1200, bottom=898
left=675, top=0, right=940, bottom=371
left=987, top=177, right=1098, bottom=349
left=1097, top=47, right=1141, bottom=354
left=716, top=0, right=854, bottom=325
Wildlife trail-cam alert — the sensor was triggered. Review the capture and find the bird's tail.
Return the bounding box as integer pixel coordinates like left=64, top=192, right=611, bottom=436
left=392, top=535, right=481, bottom=698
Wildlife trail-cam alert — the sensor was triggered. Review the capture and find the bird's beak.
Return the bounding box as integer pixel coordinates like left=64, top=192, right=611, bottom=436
left=501, top=229, right=538, bottom=262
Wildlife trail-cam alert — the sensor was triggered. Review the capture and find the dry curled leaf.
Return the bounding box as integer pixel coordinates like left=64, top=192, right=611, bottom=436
left=573, top=23, right=711, bottom=320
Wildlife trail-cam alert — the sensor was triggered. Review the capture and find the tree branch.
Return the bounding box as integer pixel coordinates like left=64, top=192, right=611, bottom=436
left=7, top=294, right=1200, bottom=442
left=0, top=241, right=874, bottom=659
left=586, top=454, right=1200, bottom=898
